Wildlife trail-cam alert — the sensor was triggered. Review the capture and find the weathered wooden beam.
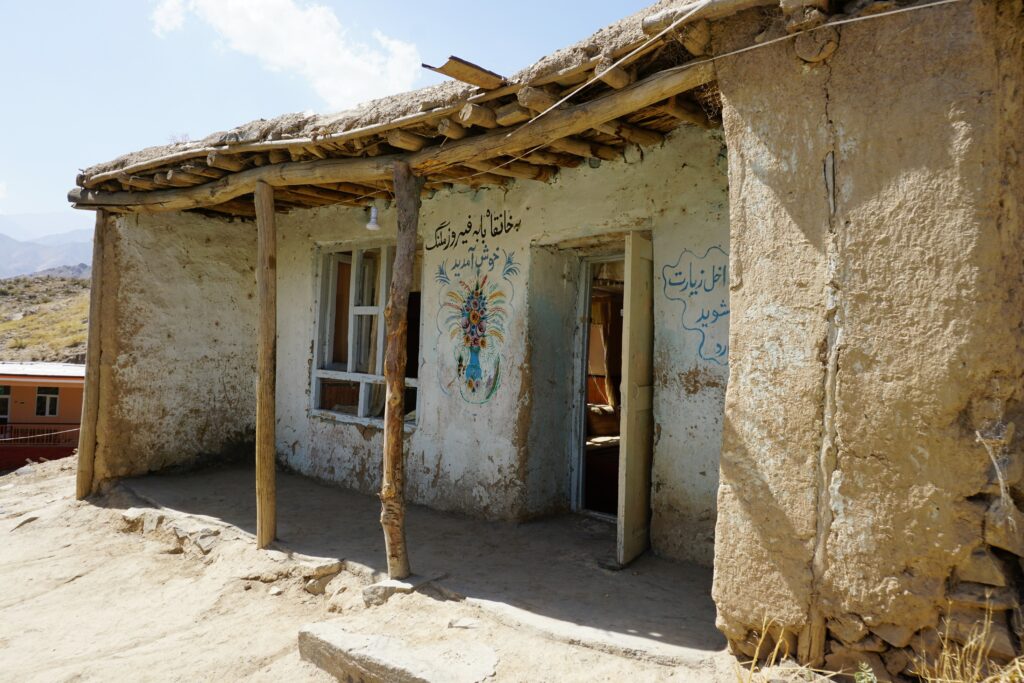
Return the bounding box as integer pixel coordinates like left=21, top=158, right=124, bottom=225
left=70, top=155, right=400, bottom=211
left=456, top=103, right=498, bottom=129
left=596, top=63, right=635, bottom=90
left=437, top=118, right=468, bottom=139
left=659, top=96, right=715, bottom=128
left=380, top=160, right=423, bottom=580
left=206, top=152, right=246, bottom=172
left=254, top=181, right=277, bottom=550
left=423, top=56, right=505, bottom=90
left=518, top=86, right=664, bottom=146
left=386, top=129, right=429, bottom=152
left=166, top=169, right=209, bottom=186
left=521, top=149, right=583, bottom=167
left=71, top=61, right=714, bottom=211
left=268, top=150, right=291, bottom=164
left=75, top=210, right=109, bottom=499
left=494, top=102, right=533, bottom=127
left=463, top=159, right=556, bottom=182
left=410, top=58, right=712, bottom=168
left=548, top=137, right=621, bottom=161
left=117, top=173, right=158, bottom=190
left=180, top=163, right=226, bottom=179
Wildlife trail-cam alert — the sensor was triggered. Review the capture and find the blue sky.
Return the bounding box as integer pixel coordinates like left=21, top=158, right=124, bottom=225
left=0, top=1, right=651, bottom=239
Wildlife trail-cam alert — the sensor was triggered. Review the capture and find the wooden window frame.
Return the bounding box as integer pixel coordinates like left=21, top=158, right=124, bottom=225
left=311, top=243, right=420, bottom=428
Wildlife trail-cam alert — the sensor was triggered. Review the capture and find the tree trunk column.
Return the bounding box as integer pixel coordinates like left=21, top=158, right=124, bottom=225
left=380, top=161, right=424, bottom=579
left=76, top=209, right=109, bottom=499
left=255, top=181, right=277, bottom=549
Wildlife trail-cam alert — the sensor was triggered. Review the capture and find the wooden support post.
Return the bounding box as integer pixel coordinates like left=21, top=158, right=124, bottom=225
left=380, top=160, right=423, bottom=580
left=75, top=210, right=108, bottom=499
left=254, top=181, right=277, bottom=549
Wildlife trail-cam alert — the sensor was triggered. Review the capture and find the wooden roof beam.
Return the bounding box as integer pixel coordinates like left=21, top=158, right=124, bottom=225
left=422, top=56, right=505, bottom=90
left=456, top=104, right=498, bottom=129
left=462, top=159, right=557, bottom=182
left=437, top=118, right=468, bottom=140
left=206, top=152, right=246, bottom=172
left=70, top=61, right=715, bottom=211
left=547, top=137, right=621, bottom=162
left=386, top=129, right=430, bottom=152
left=517, top=87, right=664, bottom=146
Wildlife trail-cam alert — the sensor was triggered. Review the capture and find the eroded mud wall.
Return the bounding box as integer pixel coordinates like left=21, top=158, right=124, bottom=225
left=92, top=212, right=257, bottom=482
left=713, top=0, right=1023, bottom=667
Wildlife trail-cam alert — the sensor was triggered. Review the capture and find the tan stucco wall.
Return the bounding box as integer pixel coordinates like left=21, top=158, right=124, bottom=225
left=91, top=212, right=258, bottom=482
left=713, top=0, right=1023, bottom=664
left=4, top=383, right=83, bottom=424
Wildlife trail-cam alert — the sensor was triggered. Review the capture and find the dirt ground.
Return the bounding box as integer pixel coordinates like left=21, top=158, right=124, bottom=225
left=0, top=457, right=741, bottom=682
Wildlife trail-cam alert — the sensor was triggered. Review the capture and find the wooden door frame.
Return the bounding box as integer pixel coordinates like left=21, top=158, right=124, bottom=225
left=570, top=253, right=625, bottom=518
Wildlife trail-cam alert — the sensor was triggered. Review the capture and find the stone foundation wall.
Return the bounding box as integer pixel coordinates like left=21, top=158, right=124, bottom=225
left=712, top=0, right=1023, bottom=672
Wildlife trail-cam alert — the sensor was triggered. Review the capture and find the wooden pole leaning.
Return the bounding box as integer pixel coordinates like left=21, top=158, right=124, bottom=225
left=75, top=210, right=108, bottom=499
left=254, top=181, right=277, bottom=549
left=379, top=160, right=423, bottom=579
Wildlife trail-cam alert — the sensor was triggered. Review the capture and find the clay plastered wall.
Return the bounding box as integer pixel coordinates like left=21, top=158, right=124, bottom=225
left=714, top=0, right=1023, bottom=664
left=276, top=125, right=729, bottom=534
left=93, top=212, right=257, bottom=481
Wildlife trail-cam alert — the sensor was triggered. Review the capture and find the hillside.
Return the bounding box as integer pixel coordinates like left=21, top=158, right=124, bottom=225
left=0, top=276, right=90, bottom=362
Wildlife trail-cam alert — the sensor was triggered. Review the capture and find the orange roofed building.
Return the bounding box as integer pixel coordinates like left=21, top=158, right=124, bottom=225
left=0, top=362, right=85, bottom=470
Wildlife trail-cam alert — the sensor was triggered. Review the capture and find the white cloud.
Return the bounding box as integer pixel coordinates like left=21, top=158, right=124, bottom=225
left=150, top=0, right=421, bottom=110
left=151, top=0, right=186, bottom=38
left=0, top=180, right=7, bottom=203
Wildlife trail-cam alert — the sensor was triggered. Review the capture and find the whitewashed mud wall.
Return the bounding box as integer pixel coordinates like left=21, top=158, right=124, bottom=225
left=651, top=149, right=731, bottom=566
left=276, top=126, right=730, bottom=557
left=92, top=212, right=258, bottom=483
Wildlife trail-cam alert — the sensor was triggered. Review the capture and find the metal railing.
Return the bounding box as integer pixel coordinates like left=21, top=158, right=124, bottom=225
left=0, top=423, right=80, bottom=447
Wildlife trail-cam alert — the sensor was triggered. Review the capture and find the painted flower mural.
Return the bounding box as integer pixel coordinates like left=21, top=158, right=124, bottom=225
left=436, top=249, right=519, bottom=404
left=444, top=275, right=508, bottom=398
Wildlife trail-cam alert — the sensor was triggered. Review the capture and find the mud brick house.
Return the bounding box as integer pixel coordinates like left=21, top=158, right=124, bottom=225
left=0, top=362, right=84, bottom=469
left=67, top=0, right=1023, bottom=670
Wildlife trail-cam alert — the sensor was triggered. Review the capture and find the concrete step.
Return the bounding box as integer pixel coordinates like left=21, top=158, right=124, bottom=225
left=299, top=620, right=498, bottom=683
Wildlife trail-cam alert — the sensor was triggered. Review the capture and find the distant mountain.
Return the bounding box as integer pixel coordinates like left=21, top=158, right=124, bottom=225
left=0, top=232, right=93, bottom=279
left=31, top=229, right=94, bottom=246
left=32, top=263, right=91, bottom=279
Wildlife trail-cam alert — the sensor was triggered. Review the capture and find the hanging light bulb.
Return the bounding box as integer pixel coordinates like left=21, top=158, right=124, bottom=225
left=365, top=204, right=380, bottom=231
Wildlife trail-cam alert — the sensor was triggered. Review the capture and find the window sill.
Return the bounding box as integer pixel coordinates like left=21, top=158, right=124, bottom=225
left=310, top=409, right=417, bottom=433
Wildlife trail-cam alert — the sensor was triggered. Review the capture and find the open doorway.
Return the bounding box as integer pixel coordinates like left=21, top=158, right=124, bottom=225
left=573, top=233, right=655, bottom=566
left=580, top=259, right=624, bottom=518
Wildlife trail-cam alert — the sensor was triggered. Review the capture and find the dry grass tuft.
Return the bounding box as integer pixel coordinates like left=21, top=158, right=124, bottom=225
left=913, top=609, right=1024, bottom=683
left=733, top=619, right=837, bottom=683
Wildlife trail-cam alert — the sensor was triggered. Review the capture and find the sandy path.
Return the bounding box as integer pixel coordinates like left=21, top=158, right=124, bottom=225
left=0, top=458, right=331, bottom=683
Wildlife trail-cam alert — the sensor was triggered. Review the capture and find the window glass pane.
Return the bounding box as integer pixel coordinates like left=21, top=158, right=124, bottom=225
left=38, top=387, right=59, bottom=396
left=36, top=396, right=47, bottom=416
left=318, top=379, right=360, bottom=415
left=0, top=397, right=8, bottom=418
left=0, top=385, right=9, bottom=396
left=351, top=315, right=379, bottom=374
left=331, top=258, right=351, bottom=368
left=355, top=249, right=380, bottom=306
